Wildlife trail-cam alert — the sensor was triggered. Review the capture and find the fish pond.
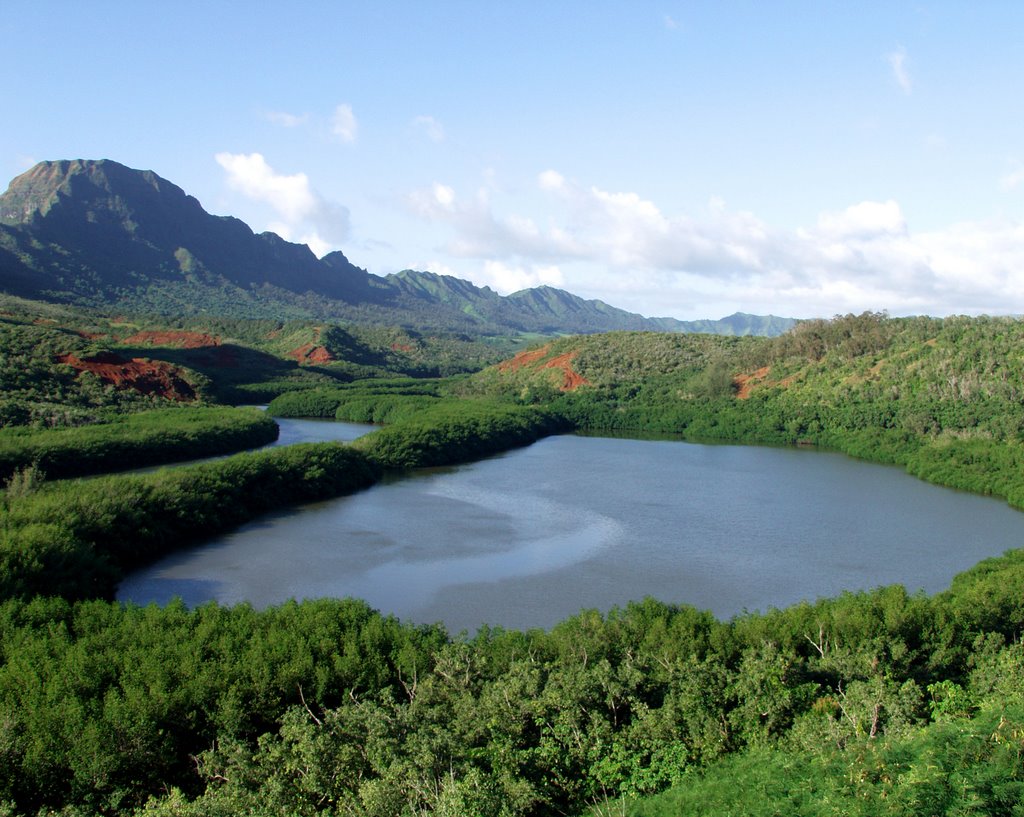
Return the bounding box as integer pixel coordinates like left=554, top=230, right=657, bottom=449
left=119, top=420, right=1024, bottom=632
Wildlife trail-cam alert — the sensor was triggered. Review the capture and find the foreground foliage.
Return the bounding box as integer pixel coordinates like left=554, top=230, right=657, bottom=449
left=0, top=551, right=1022, bottom=816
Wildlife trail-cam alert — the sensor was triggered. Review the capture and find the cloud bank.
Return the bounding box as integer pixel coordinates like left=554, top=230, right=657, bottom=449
left=215, top=152, right=350, bottom=257
left=405, top=170, right=1024, bottom=318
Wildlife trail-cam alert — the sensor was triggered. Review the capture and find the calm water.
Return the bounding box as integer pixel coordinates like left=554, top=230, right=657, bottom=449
left=118, top=430, right=1024, bottom=632
left=267, top=416, right=375, bottom=446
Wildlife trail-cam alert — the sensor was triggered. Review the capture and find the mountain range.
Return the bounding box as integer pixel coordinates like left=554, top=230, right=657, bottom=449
left=0, top=159, right=795, bottom=337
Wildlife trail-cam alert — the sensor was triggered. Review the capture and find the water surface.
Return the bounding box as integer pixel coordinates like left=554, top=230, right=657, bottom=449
left=118, top=434, right=1024, bottom=632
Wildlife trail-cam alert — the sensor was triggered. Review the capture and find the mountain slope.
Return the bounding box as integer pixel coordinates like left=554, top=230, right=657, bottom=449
left=0, top=160, right=795, bottom=336
left=0, top=159, right=376, bottom=304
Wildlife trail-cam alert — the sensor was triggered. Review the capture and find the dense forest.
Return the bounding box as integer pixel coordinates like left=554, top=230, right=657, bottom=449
left=1, top=303, right=1024, bottom=815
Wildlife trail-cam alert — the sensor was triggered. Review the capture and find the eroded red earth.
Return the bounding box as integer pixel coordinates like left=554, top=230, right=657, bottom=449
left=542, top=352, right=590, bottom=391
left=498, top=345, right=552, bottom=373
left=288, top=344, right=334, bottom=364
left=121, top=330, right=222, bottom=349
left=498, top=345, right=589, bottom=391
left=56, top=352, right=196, bottom=401
left=733, top=366, right=771, bottom=400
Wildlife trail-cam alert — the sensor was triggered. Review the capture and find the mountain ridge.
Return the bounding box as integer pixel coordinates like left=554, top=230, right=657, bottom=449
left=0, top=159, right=795, bottom=336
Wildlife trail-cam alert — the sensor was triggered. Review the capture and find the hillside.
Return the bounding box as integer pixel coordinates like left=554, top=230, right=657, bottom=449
left=0, top=294, right=513, bottom=426
left=0, top=159, right=794, bottom=337
left=2, top=308, right=1024, bottom=815
left=462, top=312, right=1024, bottom=503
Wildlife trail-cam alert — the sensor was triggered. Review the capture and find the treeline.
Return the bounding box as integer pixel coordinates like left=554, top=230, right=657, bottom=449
left=352, top=400, right=569, bottom=469
left=0, top=443, right=381, bottom=600
left=465, top=314, right=1024, bottom=513
left=0, top=407, right=279, bottom=482
left=270, top=384, right=569, bottom=470
left=268, top=378, right=447, bottom=421
left=0, top=548, right=1022, bottom=815
left=615, top=558, right=1024, bottom=816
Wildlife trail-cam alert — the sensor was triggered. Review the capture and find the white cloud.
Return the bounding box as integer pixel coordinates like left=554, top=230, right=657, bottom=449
left=663, top=15, right=679, bottom=30
left=215, top=152, right=350, bottom=255
left=413, top=115, right=446, bottom=142
left=264, top=110, right=308, bottom=128
left=215, top=152, right=317, bottom=222
left=538, top=169, right=565, bottom=191
left=887, top=47, right=912, bottom=95
left=332, top=104, right=358, bottom=143
left=298, top=233, right=332, bottom=258
left=479, top=261, right=565, bottom=294
left=433, top=183, right=456, bottom=208
left=403, top=168, right=1024, bottom=318
left=816, top=200, right=906, bottom=239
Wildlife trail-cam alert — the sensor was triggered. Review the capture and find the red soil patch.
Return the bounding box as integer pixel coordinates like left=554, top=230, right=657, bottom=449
left=391, top=343, right=415, bottom=353
left=77, top=331, right=107, bottom=341
left=56, top=353, right=196, bottom=401
left=542, top=352, right=590, bottom=391
left=288, top=344, right=334, bottom=364
left=498, top=345, right=552, bottom=373
left=121, top=330, right=221, bottom=349
left=733, top=366, right=771, bottom=400
left=497, top=345, right=588, bottom=391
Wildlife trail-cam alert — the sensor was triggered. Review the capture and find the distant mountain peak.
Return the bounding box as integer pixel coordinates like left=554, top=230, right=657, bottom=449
left=1, top=159, right=190, bottom=227
left=0, top=159, right=796, bottom=337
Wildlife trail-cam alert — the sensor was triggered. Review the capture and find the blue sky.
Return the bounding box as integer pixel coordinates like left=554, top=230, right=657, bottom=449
left=3, top=2, right=1023, bottom=320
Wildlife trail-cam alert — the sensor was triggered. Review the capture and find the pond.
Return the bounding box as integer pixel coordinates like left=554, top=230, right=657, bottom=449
left=118, top=429, right=1024, bottom=632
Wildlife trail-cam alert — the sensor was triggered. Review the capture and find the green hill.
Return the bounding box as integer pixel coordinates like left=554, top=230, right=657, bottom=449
left=463, top=312, right=1024, bottom=504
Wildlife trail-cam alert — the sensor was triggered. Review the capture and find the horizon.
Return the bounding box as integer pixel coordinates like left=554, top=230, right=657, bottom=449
left=3, top=2, right=1022, bottom=321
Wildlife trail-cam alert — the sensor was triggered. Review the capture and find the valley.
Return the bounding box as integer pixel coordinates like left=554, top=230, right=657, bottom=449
left=0, top=160, right=1023, bottom=816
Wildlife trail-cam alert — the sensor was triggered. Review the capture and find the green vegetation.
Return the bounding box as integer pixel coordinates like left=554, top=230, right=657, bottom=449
left=352, top=399, right=569, bottom=469
left=268, top=378, right=447, bottom=420
left=464, top=312, right=1024, bottom=513
left=0, top=299, right=517, bottom=409
left=0, top=315, right=194, bottom=427
left=0, top=406, right=278, bottom=481
left=0, top=442, right=380, bottom=601
left=271, top=380, right=569, bottom=469
left=1, top=558, right=1023, bottom=816
left=2, top=308, right=1024, bottom=814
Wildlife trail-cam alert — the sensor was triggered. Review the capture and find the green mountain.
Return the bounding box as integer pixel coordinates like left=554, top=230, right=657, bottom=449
left=0, top=159, right=795, bottom=336
left=0, top=159, right=376, bottom=305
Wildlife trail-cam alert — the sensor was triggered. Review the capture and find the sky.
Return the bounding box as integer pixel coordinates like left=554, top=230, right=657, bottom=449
left=3, top=2, right=1024, bottom=321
